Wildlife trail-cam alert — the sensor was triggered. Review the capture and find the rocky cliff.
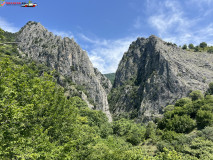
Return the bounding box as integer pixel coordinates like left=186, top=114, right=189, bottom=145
left=16, top=21, right=112, bottom=121
left=109, top=35, right=213, bottom=122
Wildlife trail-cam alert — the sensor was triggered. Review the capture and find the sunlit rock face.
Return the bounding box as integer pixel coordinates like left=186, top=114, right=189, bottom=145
left=110, top=35, right=213, bottom=122
left=16, top=21, right=112, bottom=121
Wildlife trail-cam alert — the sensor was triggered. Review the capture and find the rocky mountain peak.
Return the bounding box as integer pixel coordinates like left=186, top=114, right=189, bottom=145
left=110, top=35, right=213, bottom=122
left=19, top=21, right=47, bottom=34
left=16, top=21, right=112, bottom=121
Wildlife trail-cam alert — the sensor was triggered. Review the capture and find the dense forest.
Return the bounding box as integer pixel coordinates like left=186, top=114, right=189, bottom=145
left=1, top=28, right=213, bottom=159
left=104, top=73, right=115, bottom=84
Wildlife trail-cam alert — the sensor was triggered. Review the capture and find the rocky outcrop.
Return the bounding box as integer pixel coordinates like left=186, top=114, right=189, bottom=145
left=109, top=35, right=213, bottom=122
left=16, top=21, right=112, bottom=121
left=94, top=68, right=112, bottom=94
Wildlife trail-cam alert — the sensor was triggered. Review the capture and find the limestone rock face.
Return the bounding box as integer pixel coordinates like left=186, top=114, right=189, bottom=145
left=94, top=68, right=112, bottom=94
left=110, top=35, right=213, bottom=122
left=16, top=21, right=112, bottom=121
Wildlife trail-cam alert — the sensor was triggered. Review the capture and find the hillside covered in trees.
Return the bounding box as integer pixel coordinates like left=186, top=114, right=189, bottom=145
left=104, top=73, right=115, bottom=84
left=1, top=28, right=213, bottom=159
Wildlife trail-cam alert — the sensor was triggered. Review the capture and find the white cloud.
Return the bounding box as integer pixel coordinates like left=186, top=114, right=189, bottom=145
left=148, top=0, right=213, bottom=46
left=0, top=17, right=19, bottom=32
left=79, top=34, right=137, bottom=74
left=79, top=33, right=109, bottom=46
left=149, top=0, right=190, bottom=36
left=49, top=29, right=74, bottom=39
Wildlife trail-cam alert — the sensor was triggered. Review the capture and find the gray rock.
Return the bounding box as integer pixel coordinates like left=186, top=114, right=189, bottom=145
left=94, top=68, right=112, bottom=94
left=16, top=21, right=112, bottom=121
left=110, top=35, right=213, bottom=122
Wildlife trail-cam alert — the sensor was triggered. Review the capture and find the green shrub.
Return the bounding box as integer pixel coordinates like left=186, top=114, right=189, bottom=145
left=182, top=44, right=187, bottom=50
left=197, top=127, right=213, bottom=141
left=189, top=90, right=204, bottom=101
left=196, top=110, right=213, bottom=129
left=183, top=138, right=213, bottom=159
left=175, top=98, right=192, bottom=107
left=156, top=148, right=182, bottom=160
left=112, top=118, right=146, bottom=145
left=164, top=105, right=175, bottom=113
left=200, top=42, right=207, bottom=49
left=188, top=43, right=194, bottom=49
left=207, top=82, right=213, bottom=95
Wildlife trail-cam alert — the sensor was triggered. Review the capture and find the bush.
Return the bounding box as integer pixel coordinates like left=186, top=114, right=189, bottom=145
left=182, top=44, right=187, bottom=50
left=198, top=127, right=213, bottom=141
left=112, top=118, right=132, bottom=136
left=175, top=98, right=192, bottom=107
left=156, top=148, right=182, bottom=160
left=145, top=121, right=157, bottom=139
left=164, top=105, right=175, bottom=113
left=171, top=115, right=196, bottom=133
left=161, top=130, right=180, bottom=142
left=183, top=138, right=213, bottom=159
left=188, top=43, right=194, bottom=49
left=196, top=110, right=213, bottom=129
left=207, top=82, right=213, bottom=95
left=200, top=42, right=207, bottom=49
left=189, top=90, right=204, bottom=101
left=207, top=48, right=213, bottom=53
left=126, top=125, right=146, bottom=145
left=0, top=27, right=4, bottom=41
left=204, top=95, right=213, bottom=103
left=194, top=46, right=199, bottom=52
left=112, top=118, right=146, bottom=145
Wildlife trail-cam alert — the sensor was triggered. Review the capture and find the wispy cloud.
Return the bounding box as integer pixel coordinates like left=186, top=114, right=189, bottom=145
left=147, top=0, right=213, bottom=45
left=0, top=17, right=19, bottom=33
left=149, top=0, right=190, bottom=36
left=49, top=29, right=74, bottom=39
left=79, top=34, right=109, bottom=46
left=79, top=34, right=137, bottom=74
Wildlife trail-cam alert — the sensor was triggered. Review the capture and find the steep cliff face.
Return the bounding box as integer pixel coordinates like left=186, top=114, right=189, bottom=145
left=109, top=35, right=213, bottom=121
left=16, top=21, right=112, bottom=121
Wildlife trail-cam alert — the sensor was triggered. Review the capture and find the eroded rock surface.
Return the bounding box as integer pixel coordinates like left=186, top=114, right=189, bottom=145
left=16, top=21, right=112, bottom=121
left=110, top=35, right=213, bottom=122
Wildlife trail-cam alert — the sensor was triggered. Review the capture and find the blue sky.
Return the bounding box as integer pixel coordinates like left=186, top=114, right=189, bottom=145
left=1, top=0, right=213, bottom=73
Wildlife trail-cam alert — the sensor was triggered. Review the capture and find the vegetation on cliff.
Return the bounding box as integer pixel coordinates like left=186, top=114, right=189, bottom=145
left=104, top=73, right=115, bottom=84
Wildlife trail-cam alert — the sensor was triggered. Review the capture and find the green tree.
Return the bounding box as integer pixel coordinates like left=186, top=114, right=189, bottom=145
left=189, top=90, right=204, bottom=101
left=112, top=118, right=146, bottom=145
left=171, top=115, right=196, bottom=133
left=194, top=46, right=199, bottom=52
left=198, top=127, right=213, bottom=141
left=204, top=95, right=213, bottom=104
left=126, top=124, right=146, bottom=145
left=0, top=27, right=4, bottom=41
left=184, top=138, right=213, bottom=159
left=145, top=121, right=156, bottom=139
left=207, top=82, right=213, bottom=95
left=182, top=44, right=187, bottom=50
left=196, top=109, right=213, bottom=129
left=175, top=97, right=192, bottom=107
left=188, top=43, right=195, bottom=49
left=164, top=105, right=175, bottom=113
left=200, top=42, right=207, bottom=50
left=156, top=148, right=182, bottom=160
left=207, top=48, right=213, bottom=53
